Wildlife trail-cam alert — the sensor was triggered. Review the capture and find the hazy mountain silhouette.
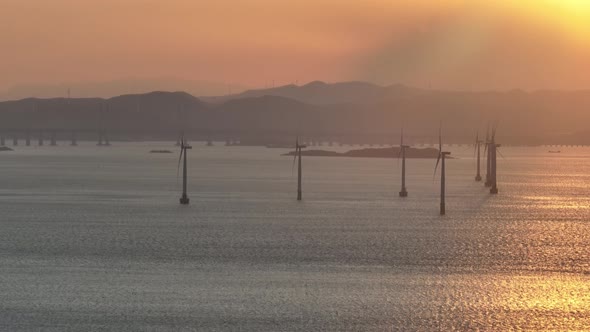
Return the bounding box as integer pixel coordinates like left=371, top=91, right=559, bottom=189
left=0, top=78, right=250, bottom=101
left=2, top=82, right=590, bottom=145
left=202, top=81, right=421, bottom=105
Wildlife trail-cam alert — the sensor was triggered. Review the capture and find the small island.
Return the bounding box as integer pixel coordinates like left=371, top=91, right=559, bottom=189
left=0, top=146, right=14, bottom=152
left=283, top=146, right=446, bottom=159
left=149, top=149, right=173, bottom=153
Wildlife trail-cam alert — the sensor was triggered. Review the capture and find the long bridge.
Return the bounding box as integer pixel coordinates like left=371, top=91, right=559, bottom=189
left=1, top=128, right=588, bottom=149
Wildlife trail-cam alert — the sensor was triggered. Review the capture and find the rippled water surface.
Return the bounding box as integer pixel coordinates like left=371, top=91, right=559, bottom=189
left=1, top=143, right=589, bottom=331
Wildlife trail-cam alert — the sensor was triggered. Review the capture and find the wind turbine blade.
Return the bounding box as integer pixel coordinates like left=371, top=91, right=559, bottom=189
left=497, top=147, right=507, bottom=160
left=434, top=154, right=441, bottom=179
left=474, top=131, right=478, bottom=158
left=294, top=136, right=300, bottom=173
left=397, top=126, right=404, bottom=166
left=438, top=123, right=442, bottom=152
left=292, top=149, right=297, bottom=175
left=177, top=146, right=183, bottom=180
left=434, top=123, right=442, bottom=180
left=492, top=124, right=497, bottom=141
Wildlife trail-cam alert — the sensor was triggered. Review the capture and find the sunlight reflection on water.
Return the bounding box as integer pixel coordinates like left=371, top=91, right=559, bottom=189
left=0, top=143, right=589, bottom=330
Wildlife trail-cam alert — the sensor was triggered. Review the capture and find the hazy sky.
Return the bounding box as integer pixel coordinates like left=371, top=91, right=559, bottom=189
left=2, top=0, right=590, bottom=91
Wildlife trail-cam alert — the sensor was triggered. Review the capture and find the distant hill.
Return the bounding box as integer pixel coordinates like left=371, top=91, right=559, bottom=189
left=2, top=82, right=590, bottom=145
left=0, top=78, right=250, bottom=101
left=0, top=91, right=209, bottom=133
left=202, top=81, right=422, bottom=105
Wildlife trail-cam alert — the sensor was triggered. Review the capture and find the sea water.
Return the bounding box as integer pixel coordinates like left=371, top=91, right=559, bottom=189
left=1, top=143, right=589, bottom=331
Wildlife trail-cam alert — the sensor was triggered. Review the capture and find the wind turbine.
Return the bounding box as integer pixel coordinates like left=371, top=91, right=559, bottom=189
left=474, top=131, right=483, bottom=182
left=484, top=125, right=492, bottom=187
left=398, top=127, right=409, bottom=197
left=489, top=125, right=500, bottom=194
left=434, top=125, right=451, bottom=215
left=293, top=137, right=307, bottom=201
left=178, top=134, right=192, bottom=205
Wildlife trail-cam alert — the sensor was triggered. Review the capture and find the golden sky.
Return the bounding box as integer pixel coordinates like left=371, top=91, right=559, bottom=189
left=2, top=0, right=590, bottom=91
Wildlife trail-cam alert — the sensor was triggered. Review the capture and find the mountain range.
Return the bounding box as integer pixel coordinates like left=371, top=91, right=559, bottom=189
left=0, top=78, right=250, bottom=102
left=1, top=81, right=590, bottom=145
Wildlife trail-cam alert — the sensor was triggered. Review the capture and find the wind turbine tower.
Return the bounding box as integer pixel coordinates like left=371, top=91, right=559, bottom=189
left=399, top=127, right=409, bottom=197
left=475, top=132, right=483, bottom=182
left=484, top=126, right=492, bottom=187
left=293, top=137, right=307, bottom=201
left=434, top=126, right=451, bottom=215
left=489, top=126, right=500, bottom=194
left=178, top=135, right=192, bottom=205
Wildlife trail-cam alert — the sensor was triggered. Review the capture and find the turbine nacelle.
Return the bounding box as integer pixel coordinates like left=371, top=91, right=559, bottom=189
left=180, top=138, right=192, bottom=150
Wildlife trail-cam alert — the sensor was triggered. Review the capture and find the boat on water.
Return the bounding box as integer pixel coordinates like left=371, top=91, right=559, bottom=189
left=548, top=150, right=561, bottom=153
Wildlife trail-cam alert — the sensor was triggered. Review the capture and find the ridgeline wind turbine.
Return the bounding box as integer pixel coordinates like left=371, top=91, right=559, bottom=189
left=177, top=134, right=192, bottom=205
left=434, top=126, right=451, bottom=215
left=399, top=127, right=409, bottom=197
left=474, top=131, right=483, bottom=182
left=293, top=137, right=307, bottom=201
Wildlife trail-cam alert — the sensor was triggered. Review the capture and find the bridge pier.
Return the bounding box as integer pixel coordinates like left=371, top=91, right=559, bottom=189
left=97, top=131, right=111, bottom=146
left=25, top=132, right=31, bottom=146
left=50, top=132, right=57, bottom=146
left=1, top=134, right=5, bottom=146
left=12, top=136, right=18, bottom=146
left=70, top=132, right=77, bottom=146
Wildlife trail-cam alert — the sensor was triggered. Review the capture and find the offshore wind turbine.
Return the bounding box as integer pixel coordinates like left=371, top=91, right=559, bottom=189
left=293, top=137, right=307, bottom=201
left=484, top=125, right=492, bottom=187
left=474, top=131, right=483, bottom=182
left=398, top=127, right=409, bottom=197
left=489, top=126, right=500, bottom=194
left=434, top=126, right=451, bottom=215
left=177, top=134, right=192, bottom=205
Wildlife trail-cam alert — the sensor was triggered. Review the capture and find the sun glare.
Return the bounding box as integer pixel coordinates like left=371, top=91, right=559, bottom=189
left=514, top=0, right=590, bottom=44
